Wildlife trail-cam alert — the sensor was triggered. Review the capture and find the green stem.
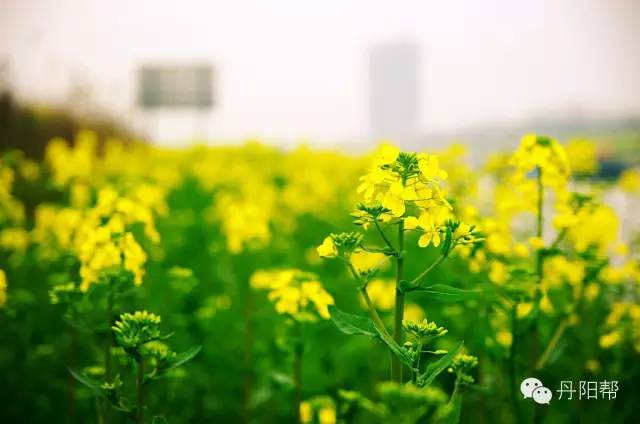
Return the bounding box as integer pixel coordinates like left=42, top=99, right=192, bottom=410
left=243, top=278, right=254, bottom=424
left=413, top=339, right=423, bottom=384
left=374, top=219, right=397, bottom=253
left=67, top=327, right=78, bottom=417
left=95, top=396, right=104, bottom=424
left=535, top=167, right=544, bottom=293
left=535, top=319, right=568, bottom=370
left=532, top=167, right=544, bottom=424
left=392, top=221, right=405, bottom=383
left=105, top=289, right=114, bottom=379
left=349, top=251, right=404, bottom=378
left=136, top=358, right=144, bottom=424
left=293, top=321, right=303, bottom=423
left=509, top=303, right=521, bottom=422
left=104, top=288, right=114, bottom=424
left=358, top=286, right=392, bottom=339
left=407, top=254, right=446, bottom=287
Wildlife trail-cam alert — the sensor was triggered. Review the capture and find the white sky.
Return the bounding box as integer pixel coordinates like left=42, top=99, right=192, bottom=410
left=1, top=0, right=639, bottom=143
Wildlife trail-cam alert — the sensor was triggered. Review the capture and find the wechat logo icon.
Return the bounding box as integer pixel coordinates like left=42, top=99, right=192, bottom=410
left=521, top=377, right=552, bottom=405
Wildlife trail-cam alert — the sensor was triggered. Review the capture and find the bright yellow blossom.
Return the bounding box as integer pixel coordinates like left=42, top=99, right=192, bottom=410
left=317, top=236, right=338, bottom=258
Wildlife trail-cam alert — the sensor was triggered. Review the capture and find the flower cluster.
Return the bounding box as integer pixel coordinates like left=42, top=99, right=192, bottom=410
left=447, top=353, right=478, bottom=386
left=599, top=303, right=640, bottom=352
left=78, top=229, right=147, bottom=291
left=403, top=318, right=448, bottom=339
left=250, top=269, right=334, bottom=320
left=317, top=232, right=364, bottom=259
left=509, top=133, right=570, bottom=190
left=354, top=144, right=456, bottom=248
left=0, top=161, right=27, bottom=261
left=45, top=130, right=97, bottom=188
left=112, top=310, right=162, bottom=351
left=32, top=186, right=159, bottom=291
left=213, top=188, right=273, bottom=254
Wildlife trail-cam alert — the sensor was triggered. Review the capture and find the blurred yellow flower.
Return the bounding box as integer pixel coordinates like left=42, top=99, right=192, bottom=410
left=251, top=269, right=334, bottom=320
left=618, top=168, right=640, bottom=193
left=496, top=330, right=512, bottom=347
left=565, top=139, right=598, bottom=175
left=403, top=303, right=425, bottom=323
left=365, top=279, right=395, bottom=311
left=516, top=302, right=533, bottom=319
left=0, top=269, right=7, bottom=307
left=489, top=260, right=508, bottom=285
left=299, top=401, right=312, bottom=423
left=317, top=236, right=338, bottom=258
left=599, top=330, right=621, bottom=349
left=318, top=406, right=336, bottom=424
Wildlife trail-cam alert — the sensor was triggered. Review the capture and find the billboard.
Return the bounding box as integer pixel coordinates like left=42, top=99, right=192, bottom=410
left=138, top=64, right=213, bottom=109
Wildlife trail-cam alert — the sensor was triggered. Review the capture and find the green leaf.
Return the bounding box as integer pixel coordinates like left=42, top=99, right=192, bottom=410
left=329, top=305, right=379, bottom=338
left=417, top=340, right=463, bottom=387
left=159, top=331, right=175, bottom=340
left=446, top=392, right=463, bottom=424
left=167, top=345, right=202, bottom=370
left=406, top=283, right=480, bottom=302
left=68, top=368, right=103, bottom=394
left=271, top=372, right=294, bottom=388
left=370, top=321, right=415, bottom=368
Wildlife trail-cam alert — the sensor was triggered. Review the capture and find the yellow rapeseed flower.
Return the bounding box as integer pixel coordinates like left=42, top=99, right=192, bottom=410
left=0, top=269, right=7, bottom=307
left=317, top=236, right=338, bottom=258
left=599, top=330, right=621, bottom=349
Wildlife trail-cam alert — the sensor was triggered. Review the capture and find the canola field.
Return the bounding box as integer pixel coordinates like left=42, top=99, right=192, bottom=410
left=0, top=132, right=639, bottom=423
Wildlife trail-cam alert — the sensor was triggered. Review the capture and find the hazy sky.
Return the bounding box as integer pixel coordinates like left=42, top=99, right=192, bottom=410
left=1, top=0, right=639, bottom=143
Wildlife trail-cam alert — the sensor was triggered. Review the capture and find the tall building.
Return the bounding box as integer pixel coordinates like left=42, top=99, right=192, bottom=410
left=368, top=42, right=422, bottom=146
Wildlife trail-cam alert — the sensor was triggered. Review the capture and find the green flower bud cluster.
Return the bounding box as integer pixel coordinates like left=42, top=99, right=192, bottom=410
left=393, top=152, right=421, bottom=179
left=377, top=381, right=448, bottom=407
left=331, top=232, right=364, bottom=257
left=403, top=341, right=420, bottom=364
left=403, top=319, right=448, bottom=339
left=352, top=203, right=391, bottom=226
left=140, top=340, right=172, bottom=361
left=448, top=353, right=478, bottom=385
left=112, top=310, right=161, bottom=350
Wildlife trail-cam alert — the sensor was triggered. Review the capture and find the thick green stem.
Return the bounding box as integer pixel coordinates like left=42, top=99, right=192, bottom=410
left=392, top=221, right=405, bottom=383
left=136, top=358, right=144, bottom=424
